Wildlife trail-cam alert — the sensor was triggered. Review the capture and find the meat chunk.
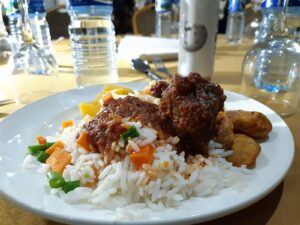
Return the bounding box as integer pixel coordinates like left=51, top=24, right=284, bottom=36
left=226, top=110, right=272, bottom=138
left=85, top=112, right=126, bottom=153
left=150, top=81, right=169, bottom=98
left=159, top=73, right=226, bottom=154
left=85, top=96, right=173, bottom=155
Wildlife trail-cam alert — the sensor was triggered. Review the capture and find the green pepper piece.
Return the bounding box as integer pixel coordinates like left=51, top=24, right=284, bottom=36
left=47, top=172, right=65, bottom=188
left=62, top=180, right=80, bottom=193
left=36, top=151, right=49, bottom=163
left=28, top=142, right=55, bottom=155
left=120, top=126, right=139, bottom=143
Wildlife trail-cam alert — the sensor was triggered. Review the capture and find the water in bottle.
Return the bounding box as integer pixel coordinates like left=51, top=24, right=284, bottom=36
left=226, top=0, right=245, bottom=44
left=155, top=0, right=172, bottom=38
left=255, top=0, right=280, bottom=43
left=67, top=0, right=118, bottom=87
left=242, top=0, right=300, bottom=116
left=28, top=0, right=52, bottom=51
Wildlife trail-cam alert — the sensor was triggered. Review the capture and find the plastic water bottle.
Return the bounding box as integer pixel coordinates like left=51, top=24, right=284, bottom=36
left=0, top=2, right=12, bottom=64
left=28, top=0, right=52, bottom=51
left=155, top=0, right=173, bottom=38
left=67, top=0, right=118, bottom=87
left=5, top=0, right=22, bottom=52
left=255, top=0, right=280, bottom=43
left=226, top=0, right=245, bottom=44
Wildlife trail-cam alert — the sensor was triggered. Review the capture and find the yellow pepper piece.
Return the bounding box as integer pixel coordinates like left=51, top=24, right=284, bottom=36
left=79, top=85, right=133, bottom=118
left=79, top=102, right=101, bottom=117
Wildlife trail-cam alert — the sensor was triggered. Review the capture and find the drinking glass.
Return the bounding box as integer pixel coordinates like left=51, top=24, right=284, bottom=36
left=242, top=0, right=300, bottom=117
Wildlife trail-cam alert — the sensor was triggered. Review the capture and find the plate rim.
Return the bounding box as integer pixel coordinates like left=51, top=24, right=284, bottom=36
left=0, top=82, right=295, bottom=225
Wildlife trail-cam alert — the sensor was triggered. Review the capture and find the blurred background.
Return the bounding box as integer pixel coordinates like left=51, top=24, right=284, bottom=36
left=1, top=0, right=255, bottom=38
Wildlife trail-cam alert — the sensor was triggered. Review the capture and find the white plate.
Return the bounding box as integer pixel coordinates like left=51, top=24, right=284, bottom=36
left=0, top=82, right=294, bottom=225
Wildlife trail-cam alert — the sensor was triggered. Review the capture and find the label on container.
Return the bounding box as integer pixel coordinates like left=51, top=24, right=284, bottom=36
left=155, top=0, right=173, bottom=12
left=68, top=0, right=112, bottom=6
left=28, top=0, right=46, bottom=14
left=228, top=0, right=243, bottom=13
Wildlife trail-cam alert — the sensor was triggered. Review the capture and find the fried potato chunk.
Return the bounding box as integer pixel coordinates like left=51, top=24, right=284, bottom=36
left=226, top=110, right=272, bottom=138
left=214, top=111, right=234, bottom=149
left=226, top=134, right=261, bottom=168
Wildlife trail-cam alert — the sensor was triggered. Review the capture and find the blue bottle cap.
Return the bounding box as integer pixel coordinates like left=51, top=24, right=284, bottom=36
left=155, top=0, right=173, bottom=12
left=68, top=0, right=112, bottom=6
left=261, top=0, right=279, bottom=8
left=228, top=0, right=243, bottom=13
left=28, top=0, right=46, bottom=14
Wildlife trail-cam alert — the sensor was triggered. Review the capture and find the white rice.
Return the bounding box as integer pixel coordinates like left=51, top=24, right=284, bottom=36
left=24, top=119, right=252, bottom=220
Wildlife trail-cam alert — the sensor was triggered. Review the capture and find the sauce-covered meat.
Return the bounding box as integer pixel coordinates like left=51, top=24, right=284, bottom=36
left=150, top=81, right=169, bottom=98
left=85, top=96, right=173, bottom=154
left=159, top=73, right=226, bottom=154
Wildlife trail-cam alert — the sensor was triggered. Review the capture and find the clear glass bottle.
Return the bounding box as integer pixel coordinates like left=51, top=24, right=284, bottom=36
left=67, top=0, right=118, bottom=87
left=242, top=2, right=300, bottom=117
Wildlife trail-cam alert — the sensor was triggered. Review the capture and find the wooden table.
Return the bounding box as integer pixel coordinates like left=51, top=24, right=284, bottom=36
left=0, top=35, right=299, bottom=225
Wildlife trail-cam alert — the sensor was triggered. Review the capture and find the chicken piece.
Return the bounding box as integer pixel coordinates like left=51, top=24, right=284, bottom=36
left=159, top=73, right=226, bottom=154
left=226, top=134, right=261, bottom=168
left=226, top=110, right=272, bottom=138
left=214, top=111, right=234, bottom=149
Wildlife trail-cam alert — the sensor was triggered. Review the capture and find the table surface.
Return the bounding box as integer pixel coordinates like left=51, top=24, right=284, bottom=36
left=0, top=35, right=299, bottom=225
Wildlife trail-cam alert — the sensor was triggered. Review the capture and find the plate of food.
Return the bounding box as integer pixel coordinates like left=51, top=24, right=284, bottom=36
left=0, top=73, right=294, bottom=225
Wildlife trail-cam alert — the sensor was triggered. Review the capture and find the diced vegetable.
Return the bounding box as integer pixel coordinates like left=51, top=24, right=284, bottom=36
left=47, top=171, right=65, bottom=188
left=62, top=180, right=80, bottom=193
left=36, top=135, right=47, bottom=144
left=101, top=92, right=113, bottom=105
left=36, top=151, right=49, bottom=163
left=45, top=140, right=64, bottom=155
left=102, top=85, right=133, bottom=96
left=79, top=102, right=101, bottom=117
left=28, top=142, right=55, bottom=155
left=62, top=120, right=74, bottom=129
left=129, top=144, right=155, bottom=170
left=76, top=131, right=92, bottom=151
left=121, top=126, right=139, bottom=143
left=79, top=85, right=133, bottom=117
left=46, top=148, right=71, bottom=174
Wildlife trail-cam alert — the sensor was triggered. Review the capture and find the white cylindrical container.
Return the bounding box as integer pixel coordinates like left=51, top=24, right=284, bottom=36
left=178, top=0, right=219, bottom=79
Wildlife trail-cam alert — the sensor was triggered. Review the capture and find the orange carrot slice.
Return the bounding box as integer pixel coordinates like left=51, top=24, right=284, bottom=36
left=77, top=131, right=92, bottom=151
left=62, top=120, right=74, bottom=129
left=45, top=140, right=65, bottom=155
left=36, top=135, right=47, bottom=144
left=102, top=92, right=113, bottom=106
left=46, top=149, right=71, bottom=175
left=129, top=144, right=155, bottom=170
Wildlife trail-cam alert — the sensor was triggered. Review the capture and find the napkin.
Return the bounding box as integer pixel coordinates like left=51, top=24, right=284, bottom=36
left=118, top=35, right=179, bottom=62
